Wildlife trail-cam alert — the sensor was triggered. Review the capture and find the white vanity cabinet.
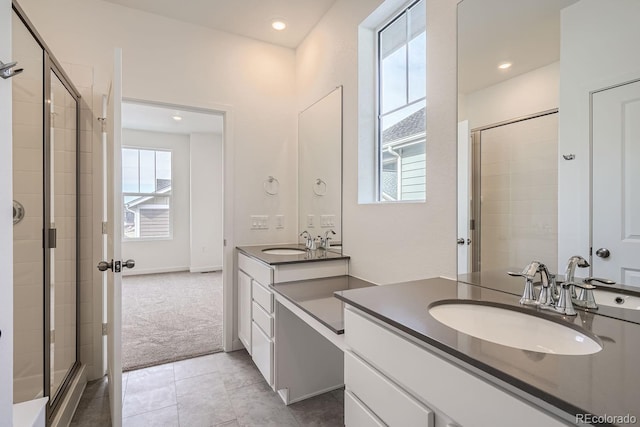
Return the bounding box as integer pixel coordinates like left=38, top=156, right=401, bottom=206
left=236, top=250, right=348, bottom=391
left=344, top=307, right=567, bottom=427
left=237, top=270, right=253, bottom=353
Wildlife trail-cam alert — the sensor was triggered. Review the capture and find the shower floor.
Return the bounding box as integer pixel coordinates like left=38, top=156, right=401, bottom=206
left=122, top=271, right=223, bottom=371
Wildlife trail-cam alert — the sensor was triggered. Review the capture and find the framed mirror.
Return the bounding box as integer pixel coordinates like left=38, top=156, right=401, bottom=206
left=298, top=86, right=343, bottom=252
left=457, top=0, right=640, bottom=287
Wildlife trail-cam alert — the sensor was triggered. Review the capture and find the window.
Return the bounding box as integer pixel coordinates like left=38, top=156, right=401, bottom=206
left=122, top=148, right=172, bottom=239
left=377, top=0, right=426, bottom=201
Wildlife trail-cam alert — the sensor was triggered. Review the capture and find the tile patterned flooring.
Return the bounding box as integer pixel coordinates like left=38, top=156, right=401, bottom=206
left=71, top=349, right=344, bottom=426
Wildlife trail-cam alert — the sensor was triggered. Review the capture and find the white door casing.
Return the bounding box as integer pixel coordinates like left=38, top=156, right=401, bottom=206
left=103, top=48, right=123, bottom=426
left=457, top=120, right=471, bottom=274
left=592, top=79, right=640, bottom=287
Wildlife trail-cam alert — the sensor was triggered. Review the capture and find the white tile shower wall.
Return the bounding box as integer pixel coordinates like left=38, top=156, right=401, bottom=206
left=12, top=21, right=44, bottom=402
left=479, top=113, right=559, bottom=272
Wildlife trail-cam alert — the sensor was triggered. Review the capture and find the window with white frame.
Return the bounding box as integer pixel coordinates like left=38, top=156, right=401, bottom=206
left=122, top=148, right=172, bottom=239
left=378, top=0, right=426, bottom=201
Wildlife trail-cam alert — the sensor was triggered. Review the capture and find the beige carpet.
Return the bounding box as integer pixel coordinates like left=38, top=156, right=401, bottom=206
left=122, top=271, right=223, bottom=371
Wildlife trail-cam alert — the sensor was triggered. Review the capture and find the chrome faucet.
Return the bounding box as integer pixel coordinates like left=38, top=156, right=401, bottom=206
left=320, top=230, right=336, bottom=250
left=299, top=230, right=315, bottom=250
left=508, top=262, right=539, bottom=306
left=564, top=255, right=590, bottom=298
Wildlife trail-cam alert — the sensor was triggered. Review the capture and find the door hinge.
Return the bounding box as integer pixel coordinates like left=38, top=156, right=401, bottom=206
left=102, top=323, right=108, bottom=336
left=48, top=228, right=57, bottom=249
left=97, top=116, right=106, bottom=132
left=223, top=239, right=227, bottom=247
left=102, top=221, right=108, bottom=235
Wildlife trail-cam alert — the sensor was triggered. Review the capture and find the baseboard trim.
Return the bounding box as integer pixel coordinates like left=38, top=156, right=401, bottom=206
left=230, top=338, right=245, bottom=352
left=123, top=266, right=189, bottom=276
left=190, top=265, right=223, bottom=273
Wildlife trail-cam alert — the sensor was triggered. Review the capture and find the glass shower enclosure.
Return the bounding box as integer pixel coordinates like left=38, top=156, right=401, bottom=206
left=12, top=2, right=81, bottom=420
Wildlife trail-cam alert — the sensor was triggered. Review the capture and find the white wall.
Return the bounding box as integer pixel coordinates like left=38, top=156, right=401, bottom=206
left=18, top=0, right=298, bottom=248
left=121, top=129, right=191, bottom=275
left=461, top=62, right=559, bottom=129
left=296, top=0, right=458, bottom=284
left=190, top=132, right=223, bottom=272
left=18, top=0, right=298, bottom=355
left=0, top=0, right=14, bottom=419
left=558, top=0, right=640, bottom=268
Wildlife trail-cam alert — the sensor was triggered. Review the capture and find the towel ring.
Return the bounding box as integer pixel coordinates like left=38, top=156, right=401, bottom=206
left=13, top=200, right=25, bottom=225
left=264, top=176, right=279, bottom=195
left=313, top=178, right=327, bottom=196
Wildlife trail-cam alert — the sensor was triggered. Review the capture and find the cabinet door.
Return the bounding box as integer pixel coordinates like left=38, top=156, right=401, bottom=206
left=252, top=321, right=274, bottom=386
left=238, top=270, right=252, bottom=353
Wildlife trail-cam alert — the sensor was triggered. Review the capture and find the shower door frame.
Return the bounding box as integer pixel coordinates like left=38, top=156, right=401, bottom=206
left=470, top=108, right=559, bottom=272
left=13, top=1, right=82, bottom=421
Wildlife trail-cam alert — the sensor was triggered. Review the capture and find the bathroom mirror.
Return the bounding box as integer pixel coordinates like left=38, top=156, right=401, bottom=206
left=298, top=86, right=343, bottom=251
left=457, top=0, right=640, bottom=286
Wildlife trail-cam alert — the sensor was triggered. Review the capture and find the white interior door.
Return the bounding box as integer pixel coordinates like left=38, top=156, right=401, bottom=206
left=457, top=120, right=471, bottom=274
left=102, top=48, right=123, bottom=426
left=592, top=79, right=640, bottom=286
left=1, top=0, right=15, bottom=418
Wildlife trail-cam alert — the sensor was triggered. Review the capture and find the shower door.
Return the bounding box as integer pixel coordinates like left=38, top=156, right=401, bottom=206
left=12, top=3, right=81, bottom=420
left=47, top=66, right=79, bottom=406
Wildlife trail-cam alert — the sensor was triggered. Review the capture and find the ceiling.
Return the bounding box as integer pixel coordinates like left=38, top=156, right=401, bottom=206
left=458, top=0, right=578, bottom=94
left=101, top=0, right=337, bottom=48
left=122, top=102, right=223, bottom=135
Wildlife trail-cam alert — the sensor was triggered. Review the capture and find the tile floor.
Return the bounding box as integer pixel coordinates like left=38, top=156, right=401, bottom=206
left=71, top=349, right=344, bottom=426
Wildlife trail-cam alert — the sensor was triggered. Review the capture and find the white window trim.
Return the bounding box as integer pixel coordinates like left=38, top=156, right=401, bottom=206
left=358, top=0, right=426, bottom=204
left=122, top=146, right=174, bottom=241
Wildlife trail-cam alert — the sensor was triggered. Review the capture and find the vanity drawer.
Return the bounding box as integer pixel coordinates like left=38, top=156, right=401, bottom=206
left=251, top=321, right=273, bottom=386
left=252, top=280, right=274, bottom=313
left=344, top=307, right=565, bottom=427
left=344, top=390, right=385, bottom=427
left=345, top=350, right=433, bottom=427
left=238, top=253, right=273, bottom=286
left=252, top=301, right=273, bottom=337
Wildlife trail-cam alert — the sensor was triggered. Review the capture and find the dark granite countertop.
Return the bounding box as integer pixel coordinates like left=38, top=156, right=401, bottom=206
left=237, top=243, right=349, bottom=266
left=270, top=276, right=375, bottom=334
left=458, top=269, right=640, bottom=325
left=335, top=278, right=640, bottom=425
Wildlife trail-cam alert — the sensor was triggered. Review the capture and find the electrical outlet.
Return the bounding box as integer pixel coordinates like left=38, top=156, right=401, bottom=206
left=307, top=214, right=315, bottom=227
left=321, top=214, right=335, bottom=228
left=250, top=215, right=269, bottom=230
left=275, top=215, right=284, bottom=229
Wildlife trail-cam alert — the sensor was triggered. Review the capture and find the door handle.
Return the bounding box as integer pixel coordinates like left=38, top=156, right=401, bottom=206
left=457, top=238, right=465, bottom=245
left=97, top=259, right=135, bottom=272
left=595, top=248, right=610, bottom=258
left=97, top=260, right=113, bottom=272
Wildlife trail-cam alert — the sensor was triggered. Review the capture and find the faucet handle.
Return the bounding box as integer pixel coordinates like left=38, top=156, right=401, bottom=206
left=555, top=282, right=577, bottom=316
left=507, top=271, right=525, bottom=277
left=572, top=282, right=598, bottom=309
left=584, top=277, right=616, bottom=285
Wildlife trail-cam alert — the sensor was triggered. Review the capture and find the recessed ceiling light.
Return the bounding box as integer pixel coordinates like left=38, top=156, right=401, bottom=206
left=498, top=62, right=512, bottom=70
left=271, top=20, right=287, bottom=31
left=172, top=115, right=183, bottom=121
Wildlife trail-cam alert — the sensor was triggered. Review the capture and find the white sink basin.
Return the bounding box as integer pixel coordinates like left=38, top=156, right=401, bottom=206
left=593, top=289, right=640, bottom=310
left=429, top=301, right=602, bottom=355
left=262, top=248, right=306, bottom=255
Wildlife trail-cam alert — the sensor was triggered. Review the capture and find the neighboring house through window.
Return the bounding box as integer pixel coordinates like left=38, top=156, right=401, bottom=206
left=378, top=0, right=426, bottom=201
left=122, top=148, right=172, bottom=239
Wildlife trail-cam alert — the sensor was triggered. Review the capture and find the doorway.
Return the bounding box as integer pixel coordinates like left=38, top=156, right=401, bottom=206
left=469, top=110, right=559, bottom=274
left=118, top=100, right=225, bottom=371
